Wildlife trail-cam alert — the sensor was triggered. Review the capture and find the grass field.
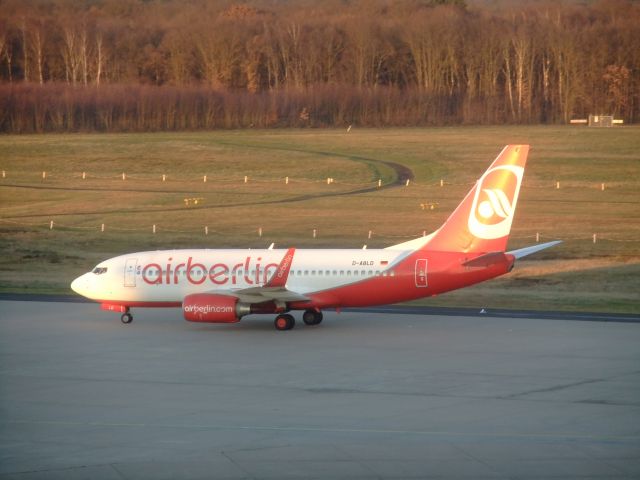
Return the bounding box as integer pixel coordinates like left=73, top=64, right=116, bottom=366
left=1, top=126, right=638, bottom=314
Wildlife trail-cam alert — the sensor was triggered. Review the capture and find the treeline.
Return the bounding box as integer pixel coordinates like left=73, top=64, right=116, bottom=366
left=1, top=83, right=471, bottom=131
left=0, top=0, right=639, bottom=132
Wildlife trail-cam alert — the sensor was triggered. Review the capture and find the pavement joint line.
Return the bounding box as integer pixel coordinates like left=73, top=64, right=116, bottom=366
left=3, top=419, right=639, bottom=442
left=1, top=295, right=638, bottom=323
left=501, top=378, right=606, bottom=399
left=4, top=372, right=637, bottom=406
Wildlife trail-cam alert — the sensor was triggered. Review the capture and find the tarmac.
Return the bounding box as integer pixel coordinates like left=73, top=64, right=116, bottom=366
left=1, top=299, right=639, bottom=479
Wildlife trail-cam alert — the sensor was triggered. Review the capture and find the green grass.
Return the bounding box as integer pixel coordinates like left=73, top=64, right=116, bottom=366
left=1, top=126, right=639, bottom=314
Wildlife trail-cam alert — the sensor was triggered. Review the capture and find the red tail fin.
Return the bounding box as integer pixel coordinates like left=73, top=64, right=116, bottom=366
left=425, top=145, right=529, bottom=253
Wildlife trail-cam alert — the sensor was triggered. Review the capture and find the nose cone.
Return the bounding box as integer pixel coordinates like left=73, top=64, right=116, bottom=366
left=71, top=273, right=90, bottom=297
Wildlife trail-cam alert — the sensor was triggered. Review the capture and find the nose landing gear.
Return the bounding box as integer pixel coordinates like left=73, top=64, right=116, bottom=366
left=120, top=311, right=133, bottom=324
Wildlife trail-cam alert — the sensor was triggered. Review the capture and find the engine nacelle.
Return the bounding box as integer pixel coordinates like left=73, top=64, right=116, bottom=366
left=183, top=293, right=245, bottom=323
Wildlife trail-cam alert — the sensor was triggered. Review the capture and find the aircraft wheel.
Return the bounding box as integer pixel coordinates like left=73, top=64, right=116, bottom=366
left=275, top=314, right=295, bottom=331
left=121, top=313, right=133, bottom=324
left=303, top=309, right=323, bottom=326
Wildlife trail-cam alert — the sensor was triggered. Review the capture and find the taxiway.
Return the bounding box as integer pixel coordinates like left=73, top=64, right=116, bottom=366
left=1, top=300, right=639, bottom=479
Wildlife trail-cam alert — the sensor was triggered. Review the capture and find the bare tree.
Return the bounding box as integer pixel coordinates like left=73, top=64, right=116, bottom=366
left=504, top=17, right=534, bottom=122
left=404, top=9, right=457, bottom=94
left=547, top=18, right=582, bottom=123
left=80, top=23, right=89, bottom=86
left=0, top=26, right=6, bottom=81
left=95, top=30, right=104, bottom=86
left=194, top=18, right=244, bottom=89
left=4, top=37, right=13, bottom=83
left=60, top=18, right=81, bottom=84
left=603, top=64, right=631, bottom=117
left=19, top=17, right=28, bottom=81
left=32, top=29, right=43, bottom=84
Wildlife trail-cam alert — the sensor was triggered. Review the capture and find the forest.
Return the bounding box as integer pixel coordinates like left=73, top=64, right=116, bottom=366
left=0, top=0, right=638, bottom=132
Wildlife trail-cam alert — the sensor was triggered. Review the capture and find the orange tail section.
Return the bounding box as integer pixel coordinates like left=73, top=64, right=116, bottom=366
left=425, top=145, right=529, bottom=254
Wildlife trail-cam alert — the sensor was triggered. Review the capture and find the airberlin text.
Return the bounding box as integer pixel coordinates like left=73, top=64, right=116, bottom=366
left=141, top=256, right=279, bottom=286
left=183, top=304, right=234, bottom=314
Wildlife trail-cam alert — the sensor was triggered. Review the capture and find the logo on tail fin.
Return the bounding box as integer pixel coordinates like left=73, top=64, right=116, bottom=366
left=468, top=165, right=523, bottom=240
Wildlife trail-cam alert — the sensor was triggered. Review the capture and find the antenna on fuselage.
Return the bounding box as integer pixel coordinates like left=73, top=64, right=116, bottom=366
left=268, top=243, right=275, bottom=250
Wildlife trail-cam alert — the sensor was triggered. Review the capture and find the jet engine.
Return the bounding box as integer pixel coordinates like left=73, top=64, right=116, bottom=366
left=183, top=293, right=249, bottom=323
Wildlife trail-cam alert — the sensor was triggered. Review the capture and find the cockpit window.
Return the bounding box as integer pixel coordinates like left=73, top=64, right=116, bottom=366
left=92, top=267, right=108, bottom=275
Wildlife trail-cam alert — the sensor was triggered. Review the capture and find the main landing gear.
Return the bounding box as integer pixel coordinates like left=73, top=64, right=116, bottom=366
left=274, top=309, right=323, bottom=331
left=274, top=314, right=295, bottom=331
left=121, top=312, right=133, bottom=324
left=302, top=309, right=323, bottom=326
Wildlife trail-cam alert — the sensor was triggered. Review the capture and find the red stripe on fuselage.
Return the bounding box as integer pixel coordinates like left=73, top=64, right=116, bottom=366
left=98, top=300, right=182, bottom=308
left=290, top=251, right=514, bottom=310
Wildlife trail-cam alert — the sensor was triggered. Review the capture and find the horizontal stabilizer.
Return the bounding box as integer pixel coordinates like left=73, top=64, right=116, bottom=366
left=507, top=240, right=562, bottom=259
left=462, top=252, right=508, bottom=268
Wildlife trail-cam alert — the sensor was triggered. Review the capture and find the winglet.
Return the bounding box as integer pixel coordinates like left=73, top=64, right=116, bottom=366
left=265, top=248, right=296, bottom=287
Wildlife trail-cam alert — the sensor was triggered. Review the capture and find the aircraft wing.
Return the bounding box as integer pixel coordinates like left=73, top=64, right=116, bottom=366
left=215, top=286, right=310, bottom=304
left=206, top=246, right=309, bottom=304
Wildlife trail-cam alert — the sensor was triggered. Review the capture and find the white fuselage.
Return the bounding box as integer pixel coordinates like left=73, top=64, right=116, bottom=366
left=71, top=248, right=409, bottom=304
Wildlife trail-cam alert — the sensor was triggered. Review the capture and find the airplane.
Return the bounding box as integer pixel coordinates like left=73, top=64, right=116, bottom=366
left=71, top=145, right=560, bottom=330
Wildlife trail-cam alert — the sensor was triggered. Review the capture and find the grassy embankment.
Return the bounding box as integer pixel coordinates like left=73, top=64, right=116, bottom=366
left=0, top=126, right=638, bottom=314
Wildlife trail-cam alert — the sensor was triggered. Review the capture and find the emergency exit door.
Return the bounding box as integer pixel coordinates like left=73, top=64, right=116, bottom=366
left=415, top=259, right=428, bottom=287
left=124, top=258, right=137, bottom=287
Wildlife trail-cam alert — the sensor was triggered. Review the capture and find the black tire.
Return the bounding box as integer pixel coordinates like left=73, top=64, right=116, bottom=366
left=303, top=309, right=323, bottom=326
left=121, top=313, right=133, bottom=324
left=274, top=314, right=295, bottom=331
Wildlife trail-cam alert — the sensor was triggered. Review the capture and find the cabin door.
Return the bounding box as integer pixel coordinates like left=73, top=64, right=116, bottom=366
left=124, top=258, right=137, bottom=287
